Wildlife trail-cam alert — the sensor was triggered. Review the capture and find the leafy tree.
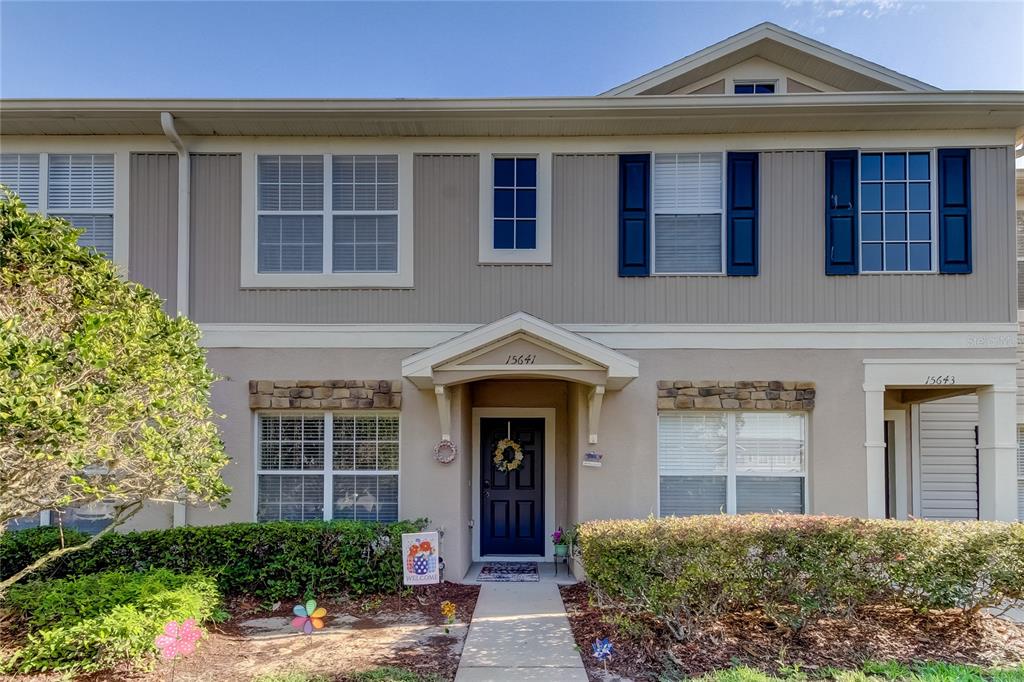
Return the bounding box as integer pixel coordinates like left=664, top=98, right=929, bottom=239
left=0, top=191, right=230, bottom=592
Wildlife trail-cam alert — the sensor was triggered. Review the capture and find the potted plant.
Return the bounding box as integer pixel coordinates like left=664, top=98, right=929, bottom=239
left=551, top=526, right=575, bottom=557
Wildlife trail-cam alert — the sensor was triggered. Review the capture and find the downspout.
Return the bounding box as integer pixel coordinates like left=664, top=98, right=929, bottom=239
left=160, top=112, right=190, bottom=529
left=160, top=112, right=190, bottom=319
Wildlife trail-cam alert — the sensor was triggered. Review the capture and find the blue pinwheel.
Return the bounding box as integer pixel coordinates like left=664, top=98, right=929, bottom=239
left=592, top=637, right=613, bottom=663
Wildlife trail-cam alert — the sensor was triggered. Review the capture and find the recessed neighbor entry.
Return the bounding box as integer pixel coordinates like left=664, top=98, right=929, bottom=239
left=480, top=417, right=545, bottom=556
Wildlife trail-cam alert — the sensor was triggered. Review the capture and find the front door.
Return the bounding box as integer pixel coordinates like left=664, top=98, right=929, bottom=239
left=480, top=417, right=545, bottom=556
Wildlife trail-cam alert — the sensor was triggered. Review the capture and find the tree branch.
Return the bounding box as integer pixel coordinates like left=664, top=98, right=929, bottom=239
left=0, top=500, right=143, bottom=596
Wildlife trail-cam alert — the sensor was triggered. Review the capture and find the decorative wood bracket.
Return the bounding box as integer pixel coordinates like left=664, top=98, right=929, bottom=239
left=587, top=385, right=605, bottom=444
left=434, top=385, right=451, bottom=441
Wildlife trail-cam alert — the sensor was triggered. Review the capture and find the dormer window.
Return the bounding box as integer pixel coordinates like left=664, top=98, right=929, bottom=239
left=734, top=80, right=776, bottom=95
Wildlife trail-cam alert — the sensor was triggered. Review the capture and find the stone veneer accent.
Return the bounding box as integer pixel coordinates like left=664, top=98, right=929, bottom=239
left=656, top=380, right=815, bottom=410
left=248, top=380, right=402, bottom=410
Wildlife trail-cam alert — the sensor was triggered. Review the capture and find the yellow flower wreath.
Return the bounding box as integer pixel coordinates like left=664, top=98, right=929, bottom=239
left=493, top=438, right=524, bottom=472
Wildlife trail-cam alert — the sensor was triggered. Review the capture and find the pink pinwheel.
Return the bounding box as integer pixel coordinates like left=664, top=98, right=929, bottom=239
left=154, top=618, right=203, bottom=660
left=291, top=599, right=327, bottom=635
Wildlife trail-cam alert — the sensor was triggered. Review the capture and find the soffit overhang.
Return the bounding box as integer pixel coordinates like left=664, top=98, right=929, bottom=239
left=2, top=93, right=1022, bottom=137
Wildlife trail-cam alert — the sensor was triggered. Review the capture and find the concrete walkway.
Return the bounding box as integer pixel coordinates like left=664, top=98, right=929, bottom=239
left=455, top=581, right=588, bottom=681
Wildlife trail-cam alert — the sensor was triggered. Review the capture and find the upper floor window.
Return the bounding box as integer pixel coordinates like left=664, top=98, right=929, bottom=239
left=734, top=80, right=776, bottom=94
left=0, top=152, right=114, bottom=258
left=493, top=157, right=537, bottom=250
left=250, top=153, right=406, bottom=286
left=478, top=152, right=551, bottom=265
left=859, top=151, right=933, bottom=272
left=0, top=153, right=41, bottom=209
left=653, top=152, right=724, bottom=274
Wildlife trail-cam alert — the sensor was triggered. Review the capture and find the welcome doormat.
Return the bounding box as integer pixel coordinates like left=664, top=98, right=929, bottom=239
left=476, top=562, right=540, bottom=582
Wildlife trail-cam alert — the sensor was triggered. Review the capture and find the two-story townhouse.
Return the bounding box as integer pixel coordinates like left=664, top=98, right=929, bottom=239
left=3, top=23, right=1023, bottom=577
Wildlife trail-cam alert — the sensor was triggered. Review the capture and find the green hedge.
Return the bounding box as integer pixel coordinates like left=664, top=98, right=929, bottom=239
left=0, top=526, right=89, bottom=580
left=4, top=519, right=425, bottom=602
left=3, top=569, right=218, bottom=673
left=577, top=515, right=1024, bottom=634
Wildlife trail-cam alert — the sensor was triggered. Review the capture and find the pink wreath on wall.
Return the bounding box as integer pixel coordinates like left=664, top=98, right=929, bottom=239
left=433, top=439, right=457, bottom=464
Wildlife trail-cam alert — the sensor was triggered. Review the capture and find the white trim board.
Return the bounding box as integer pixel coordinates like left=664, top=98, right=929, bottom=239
left=199, top=322, right=1020, bottom=350
left=471, top=408, right=557, bottom=563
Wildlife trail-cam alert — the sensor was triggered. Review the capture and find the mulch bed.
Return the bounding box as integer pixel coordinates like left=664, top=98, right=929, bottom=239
left=1, top=582, right=480, bottom=682
left=560, top=583, right=1024, bottom=680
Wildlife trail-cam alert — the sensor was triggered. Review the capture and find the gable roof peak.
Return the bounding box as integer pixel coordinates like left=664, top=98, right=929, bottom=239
left=602, top=22, right=938, bottom=96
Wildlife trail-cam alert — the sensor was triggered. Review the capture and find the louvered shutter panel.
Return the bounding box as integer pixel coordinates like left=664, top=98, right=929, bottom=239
left=726, top=152, right=758, bottom=276
left=618, top=154, right=650, bottom=276
left=937, top=148, right=972, bottom=274
left=825, top=150, right=859, bottom=275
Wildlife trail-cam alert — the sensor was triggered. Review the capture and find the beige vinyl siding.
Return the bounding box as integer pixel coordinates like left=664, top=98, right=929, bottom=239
left=188, top=148, right=1015, bottom=325
left=190, top=154, right=242, bottom=316
left=128, top=153, right=178, bottom=312
left=917, top=395, right=979, bottom=520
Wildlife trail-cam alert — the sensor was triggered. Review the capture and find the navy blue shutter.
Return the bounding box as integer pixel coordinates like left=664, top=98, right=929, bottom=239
left=618, top=154, right=650, bottom=277
left=726, top=152, right=758, bottom=276
left=937, top=148, right=972, bottom=274
left=825, top=150, right=859, bottom=275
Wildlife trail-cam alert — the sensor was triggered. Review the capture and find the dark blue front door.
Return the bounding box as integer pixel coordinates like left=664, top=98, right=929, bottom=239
left=480, top=417, right=545, bottom=556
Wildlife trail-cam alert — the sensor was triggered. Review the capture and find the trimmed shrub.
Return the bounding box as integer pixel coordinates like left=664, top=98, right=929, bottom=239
left=0, top=526, right=89, bottom=580
left=2, top=569, right=218, bottom=673
left=577, top=515, right=1024, bottom=636
left=5, top=519, right=425, bottom=602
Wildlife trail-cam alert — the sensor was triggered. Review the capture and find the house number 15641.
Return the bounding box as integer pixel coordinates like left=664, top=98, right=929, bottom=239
left=505, top=354, right=536, bottom=365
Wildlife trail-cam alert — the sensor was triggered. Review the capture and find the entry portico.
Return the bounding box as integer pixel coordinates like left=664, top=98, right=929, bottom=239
left=402, top=312, right=639, bottom=565
left=402, top=311, right=639, bottom=444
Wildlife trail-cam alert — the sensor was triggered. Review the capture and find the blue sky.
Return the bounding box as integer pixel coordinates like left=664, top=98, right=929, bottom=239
left=1, top=1, right=1021, bottom=98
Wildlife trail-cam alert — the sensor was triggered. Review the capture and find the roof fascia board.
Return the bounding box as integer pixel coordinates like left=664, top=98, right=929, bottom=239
left=2, top=91, right=1020, bottom=115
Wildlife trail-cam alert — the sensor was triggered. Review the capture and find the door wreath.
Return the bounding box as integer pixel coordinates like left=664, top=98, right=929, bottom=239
left=493, top=438, right=524, bottom=472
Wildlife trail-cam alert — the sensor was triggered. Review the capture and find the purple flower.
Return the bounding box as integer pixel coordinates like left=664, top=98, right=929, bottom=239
left=551, top=527, right=563, bottom=543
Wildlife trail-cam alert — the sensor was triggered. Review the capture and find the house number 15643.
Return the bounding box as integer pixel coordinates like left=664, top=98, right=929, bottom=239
left=924, top=375, right=957, bottom=385
left=505, top=354, right=536, bottom=365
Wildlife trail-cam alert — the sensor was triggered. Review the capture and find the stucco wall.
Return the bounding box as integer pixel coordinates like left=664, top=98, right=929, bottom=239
left=186, top=344, right=1011, bottom=578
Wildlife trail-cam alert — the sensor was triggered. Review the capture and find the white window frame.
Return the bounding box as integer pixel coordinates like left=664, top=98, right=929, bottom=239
left=478, top=151, right=552, bottom=264
left=857, top=148, right=939, bottom=275
left=656, top=411, right=808, bottom=516
left=0, top=150, right=127, bottom=266
left=651, top=151, right=727, bottom=276
left=253, top=410, right=401, bottom=523
left=241, top=151, right=413, bottom=288
left=732, top=79, right=778, bottom=95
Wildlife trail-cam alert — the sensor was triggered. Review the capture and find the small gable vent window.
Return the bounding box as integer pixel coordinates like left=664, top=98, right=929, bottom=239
left=734, top=80, right=776, bottom=95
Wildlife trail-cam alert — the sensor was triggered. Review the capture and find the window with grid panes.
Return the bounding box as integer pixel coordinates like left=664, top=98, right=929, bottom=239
left=255, top=413, right=399, bottom=523
left=0, top=153, right=115, bottom=257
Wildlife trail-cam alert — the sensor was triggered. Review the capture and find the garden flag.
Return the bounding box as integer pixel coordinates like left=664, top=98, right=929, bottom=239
left=402, top=531, right=440, bottom=585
